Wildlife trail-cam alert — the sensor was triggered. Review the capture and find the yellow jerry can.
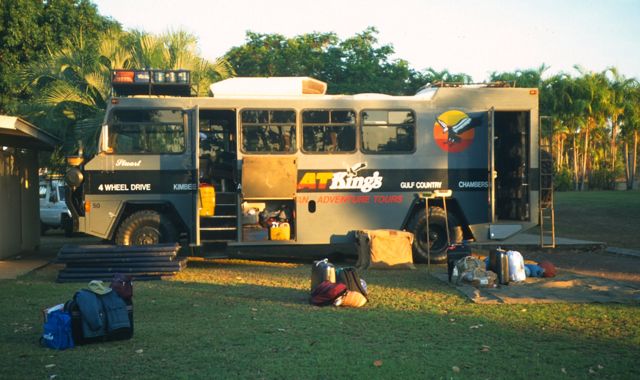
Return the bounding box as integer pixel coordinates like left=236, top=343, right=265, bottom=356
left=198, top=183, right=216, bottom=217
left=269, top=222, right=290, bottom=240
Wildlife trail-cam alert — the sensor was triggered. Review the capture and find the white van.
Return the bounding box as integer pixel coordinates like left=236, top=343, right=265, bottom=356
left=39, top=179, right=73, bottom=236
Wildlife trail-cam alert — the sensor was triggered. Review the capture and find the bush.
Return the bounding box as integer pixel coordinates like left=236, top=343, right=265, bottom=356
left=554, top=167, right=573, bottom=191
left=589, top=168, right=616, bottom=190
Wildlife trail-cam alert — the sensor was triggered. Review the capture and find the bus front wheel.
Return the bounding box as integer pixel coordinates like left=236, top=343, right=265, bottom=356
left=409, top=207, right=462, bottom=263
left=115, top=210, right=177, bottom=246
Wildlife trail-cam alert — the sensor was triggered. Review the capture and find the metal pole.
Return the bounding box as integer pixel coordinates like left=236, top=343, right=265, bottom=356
left=442, top=196, right=450, bottom=246
left=426, top=198, right=430, bottom=273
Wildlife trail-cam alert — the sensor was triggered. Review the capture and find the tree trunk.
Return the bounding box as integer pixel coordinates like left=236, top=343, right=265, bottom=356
left=625, top=141, right=631, bottom=190
left=558, top=135, right=567, bottom=170
left=633, top=130, right=638, bottom=189
left=573, top=134, right=579, bottom=191
left=580, top=122, right=590, bottom=191
left=557, top=135, right=563, bottom=171
left=611, top=120, right=618, bottom=174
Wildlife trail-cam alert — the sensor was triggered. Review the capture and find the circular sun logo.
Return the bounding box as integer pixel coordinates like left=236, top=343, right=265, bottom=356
left=433, top=110, right=476, bottom=153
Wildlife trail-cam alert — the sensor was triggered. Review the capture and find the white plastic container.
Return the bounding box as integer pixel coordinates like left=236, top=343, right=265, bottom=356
left=507, top=250, right=526, bottom=282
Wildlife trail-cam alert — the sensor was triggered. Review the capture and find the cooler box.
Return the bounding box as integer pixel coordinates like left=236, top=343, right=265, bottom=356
left=355, top=229, right=415, bottom=270
left=199, top=183, right=216, bottom=217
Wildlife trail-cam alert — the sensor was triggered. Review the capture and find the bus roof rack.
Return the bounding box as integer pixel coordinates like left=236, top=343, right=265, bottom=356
left=209, top=77, right=327, bottom=96
left=111, top=69, right=192, bottom=97
left=424, top=81, right=516, bottom=88
left=415, top=81, right=516, bottom=96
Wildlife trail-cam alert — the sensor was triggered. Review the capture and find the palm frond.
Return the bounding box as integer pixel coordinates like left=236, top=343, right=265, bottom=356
left=84, top=72, right=110, bottom=103
left=40, top=81, right=96, bottom=108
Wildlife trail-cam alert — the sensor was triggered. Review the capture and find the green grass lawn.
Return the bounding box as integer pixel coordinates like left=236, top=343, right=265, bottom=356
left=1, top=259, right=638, bottom=379
left=555, top=191, right=640, bottom=249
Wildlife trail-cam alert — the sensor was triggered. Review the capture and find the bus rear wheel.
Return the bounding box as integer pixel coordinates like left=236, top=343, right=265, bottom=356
left=409, top=207, right=463, bottom=263
left=115, top=210, right=177, bottom=246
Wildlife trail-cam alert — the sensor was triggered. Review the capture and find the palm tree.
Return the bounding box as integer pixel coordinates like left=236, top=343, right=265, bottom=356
left=491, top=64, right=549, bottom=88
left=98, top=27, right=132, bottom=70
left=543, top=73, right=581, bottom=185
left=573, top=67, right=610, bottom=190
left=125, top=29, right=234, bottom=96
left=18, top=31, right=111, bottom=171
left=126, top=30, right=170, bottom=69
left=620, top=82, right=640, bottom=189
left=20, top=32, right=108, bottom=132
left=425, top=68, right=472, bottom=85
left=605, top=68, right=635, bottom=175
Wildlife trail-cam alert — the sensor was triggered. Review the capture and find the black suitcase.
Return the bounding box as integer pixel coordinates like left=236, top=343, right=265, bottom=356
left=489, top=248, right=510, bottom=285
left=336, top=267, right=368, bottom=299
left=65, top=297, right=133, bottom=345
left=447, top=245, right=472, bottom=282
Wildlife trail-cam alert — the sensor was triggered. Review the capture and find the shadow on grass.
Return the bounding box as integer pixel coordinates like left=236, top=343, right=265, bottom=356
left=3, top=266, right=640, bottom=379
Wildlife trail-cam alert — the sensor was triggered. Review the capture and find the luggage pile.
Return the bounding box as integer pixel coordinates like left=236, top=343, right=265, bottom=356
left=41, top=274, right=134, bottom=350
left=309, top=259, right=368, bottom=307
left=56, top=243, right=187, bottom=282
left=448, top=244, right=557, bottom=287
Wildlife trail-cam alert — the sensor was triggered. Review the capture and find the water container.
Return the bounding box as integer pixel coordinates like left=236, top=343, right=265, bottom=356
left=269, top=222, right=290, bottom=240
left=198, top=183, right=216, bottom=217
left=311, top=259, right=336, bottom=290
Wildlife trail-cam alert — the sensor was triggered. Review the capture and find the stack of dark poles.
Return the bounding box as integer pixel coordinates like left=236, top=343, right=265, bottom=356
left=56, top=243, right=187, bottom=282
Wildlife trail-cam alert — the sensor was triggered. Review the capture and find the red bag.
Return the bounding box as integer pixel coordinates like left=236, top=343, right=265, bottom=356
left=110, top=274, right=133, bottom=301
left=310, top=281, right=347, bottom=306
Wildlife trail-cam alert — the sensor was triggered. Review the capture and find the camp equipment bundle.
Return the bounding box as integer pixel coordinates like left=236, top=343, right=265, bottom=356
left=309, top=259, right=368, bottom=307
left=355, top=229, right=415, bottom=270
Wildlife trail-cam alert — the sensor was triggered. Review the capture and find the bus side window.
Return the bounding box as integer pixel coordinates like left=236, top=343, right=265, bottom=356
left=241, top=110, right=296, bottom=154
left=361, top=109, right=415, bottom=153
left=302, top=109, right=356, bottom=153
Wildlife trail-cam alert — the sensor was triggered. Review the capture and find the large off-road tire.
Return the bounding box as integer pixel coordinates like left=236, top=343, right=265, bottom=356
left=115, top=210, right=177, bottom=246
left=409, top=206, right=463, bottom=263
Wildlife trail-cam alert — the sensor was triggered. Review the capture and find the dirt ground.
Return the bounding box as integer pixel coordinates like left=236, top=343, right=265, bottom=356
left=26, top=232, right=640, bottom=287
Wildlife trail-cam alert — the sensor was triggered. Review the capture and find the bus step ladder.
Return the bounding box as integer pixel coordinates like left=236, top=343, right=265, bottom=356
left=539, top=127, right=555, bottom=248
left=200, top=192, right=238, bottom=243
left=539, top=206, right=555, bottom=248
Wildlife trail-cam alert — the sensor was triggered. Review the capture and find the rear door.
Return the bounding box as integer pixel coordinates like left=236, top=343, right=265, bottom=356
left=188, top=106, right=200, bottom=246
left=487, top=107, right=495, bottom=223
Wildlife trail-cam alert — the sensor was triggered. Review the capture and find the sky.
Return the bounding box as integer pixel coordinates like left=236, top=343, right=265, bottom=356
left=92, top=0, right=640, bottom=82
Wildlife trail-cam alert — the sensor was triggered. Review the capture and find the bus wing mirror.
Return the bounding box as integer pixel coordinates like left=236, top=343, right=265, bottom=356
left=99, top=125, right=111, bottom=153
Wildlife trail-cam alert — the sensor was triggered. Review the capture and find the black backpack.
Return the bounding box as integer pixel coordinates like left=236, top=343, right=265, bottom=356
left=336, top=267, right=368, bottom=300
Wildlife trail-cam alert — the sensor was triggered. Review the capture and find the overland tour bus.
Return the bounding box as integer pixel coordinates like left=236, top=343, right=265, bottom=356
left=64, top=69, right=550, bottom=262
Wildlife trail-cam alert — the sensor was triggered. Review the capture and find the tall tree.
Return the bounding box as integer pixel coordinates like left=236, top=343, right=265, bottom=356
left=417, top=68, right=472, bottom=86
left=605, top=68, right=634, bottom=175
left=620, top=82, right=640, bottom=189
left=124, top=30, right=234, bottom=96
left=225, top=28, right=424, bottom=95
left=490, top=64, right=549, bottom=88
left=19, top=30, right=109, bottom=167
left=573, top=67, right=611, bottom=190
left=0, top=0, right=115, bottom=114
